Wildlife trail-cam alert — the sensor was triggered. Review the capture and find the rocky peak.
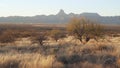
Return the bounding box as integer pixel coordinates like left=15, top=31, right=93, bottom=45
left=57, top=9, right=66, bottom=16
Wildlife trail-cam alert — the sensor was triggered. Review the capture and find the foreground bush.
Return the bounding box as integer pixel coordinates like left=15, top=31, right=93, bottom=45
left=67, top=18, right=104, bottom=43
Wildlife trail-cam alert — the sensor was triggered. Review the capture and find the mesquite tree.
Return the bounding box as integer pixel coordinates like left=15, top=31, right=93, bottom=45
left=67, top=18, right=104, bottom=43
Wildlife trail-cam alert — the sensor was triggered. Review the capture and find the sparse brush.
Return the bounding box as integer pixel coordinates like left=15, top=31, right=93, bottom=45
left=0, top=23, right=119, bottom=68
left=49, top=29, right=66, bottom=42
left=31, top=32, right=47, bottom=46
left=0, top=30, right=17, bottom=43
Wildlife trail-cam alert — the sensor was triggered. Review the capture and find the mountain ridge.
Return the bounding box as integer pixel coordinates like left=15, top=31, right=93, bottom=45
left=0, top=10, right=120, bottom=24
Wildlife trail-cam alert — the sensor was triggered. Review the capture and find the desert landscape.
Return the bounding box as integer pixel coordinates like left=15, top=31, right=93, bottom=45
left=0, top=0, right=120, bottom=68
left=0, top=22, right=120, bottom=68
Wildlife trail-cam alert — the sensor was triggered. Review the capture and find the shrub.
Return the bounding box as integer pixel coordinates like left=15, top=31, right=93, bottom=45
left=32, top=32, right=47, bottom=45
left=49, top=29, right=66, bottom=42
left=0, top=30, right=17, bottom=43
left=67, top=18, right=104, bottom=43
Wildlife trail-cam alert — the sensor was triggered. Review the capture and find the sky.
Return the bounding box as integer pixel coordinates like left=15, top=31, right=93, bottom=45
left=0, top=0, right=120, bottom=17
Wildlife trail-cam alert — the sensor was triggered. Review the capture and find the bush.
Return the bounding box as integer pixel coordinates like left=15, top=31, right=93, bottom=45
left=67, top=18, right=104, bottom=43
left=49, top=29, right=66, bottom=42
left=0, top=30, right=17, bottom=43
left=32, top=32, right=47, bottom=45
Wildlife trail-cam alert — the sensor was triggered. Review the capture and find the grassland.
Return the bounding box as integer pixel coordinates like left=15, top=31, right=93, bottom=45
left=0, top=24, right=120, bottom=68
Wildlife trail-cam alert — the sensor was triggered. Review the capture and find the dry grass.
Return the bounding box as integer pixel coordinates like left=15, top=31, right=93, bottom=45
left=0, top=54, right=55, bottom=68
left=0, top=35, right=120, bottom=68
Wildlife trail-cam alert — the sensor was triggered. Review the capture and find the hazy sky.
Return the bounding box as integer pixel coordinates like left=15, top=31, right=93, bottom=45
left=0, top=0, right=120, bottom=17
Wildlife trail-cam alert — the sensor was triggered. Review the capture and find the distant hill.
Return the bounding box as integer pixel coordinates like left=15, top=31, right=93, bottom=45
left=0, top=9, right=120, bottom=24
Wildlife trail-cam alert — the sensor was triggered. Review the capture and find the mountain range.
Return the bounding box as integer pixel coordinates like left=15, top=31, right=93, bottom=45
left=0, top=9, right=120, bottom=24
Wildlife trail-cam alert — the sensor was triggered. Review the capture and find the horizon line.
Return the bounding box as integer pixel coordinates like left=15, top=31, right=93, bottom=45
left=0, top=10, right=120, bottom=17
